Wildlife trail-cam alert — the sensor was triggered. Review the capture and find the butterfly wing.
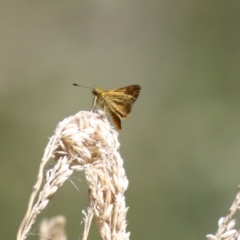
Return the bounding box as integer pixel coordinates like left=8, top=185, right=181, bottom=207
left=100, top=85, right=141, bottom=129
left=104, top=94, right=132, bottom=118
left=109, top=110, right=122, bottom=130
left=111, top=85, right=141, bottom=103
left=103, top=85, right=141, bottom=117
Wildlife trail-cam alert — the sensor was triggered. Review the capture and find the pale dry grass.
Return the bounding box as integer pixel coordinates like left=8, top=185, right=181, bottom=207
left=17, top=110, right=129, bottom=240
left=39, top=216, right=67, bottom=240
left=206, top=186, right=240, bottom=240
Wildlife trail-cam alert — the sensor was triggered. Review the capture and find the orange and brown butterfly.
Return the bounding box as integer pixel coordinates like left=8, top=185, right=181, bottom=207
left=73, top=83, right=141, bottom=130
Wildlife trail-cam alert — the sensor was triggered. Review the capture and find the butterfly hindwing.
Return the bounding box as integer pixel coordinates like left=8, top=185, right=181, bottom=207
left=109, top=110, right=122, bottom=130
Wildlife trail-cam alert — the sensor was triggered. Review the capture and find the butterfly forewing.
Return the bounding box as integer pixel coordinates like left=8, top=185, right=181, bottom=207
left=105, top=85, right=140, bottom=110
left=111, top=85, right=141, bottom=100
left=123, top=85, right=141, bottom=101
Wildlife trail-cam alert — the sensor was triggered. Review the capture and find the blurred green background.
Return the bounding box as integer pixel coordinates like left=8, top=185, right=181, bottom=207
left=1, top=1, right=240, bottom=239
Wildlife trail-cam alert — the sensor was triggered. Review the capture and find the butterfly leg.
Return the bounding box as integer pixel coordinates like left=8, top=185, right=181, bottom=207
left=103, top=105, right=108, bottom=115
left=90, top=96, right=97, bottom=111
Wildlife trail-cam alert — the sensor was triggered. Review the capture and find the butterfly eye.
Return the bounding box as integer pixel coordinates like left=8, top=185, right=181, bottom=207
left=92, top=89, right=97, bottom=95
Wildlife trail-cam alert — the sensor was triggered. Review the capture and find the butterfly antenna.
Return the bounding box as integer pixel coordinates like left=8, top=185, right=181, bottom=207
left=73, top=83, right=92, bottom=89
